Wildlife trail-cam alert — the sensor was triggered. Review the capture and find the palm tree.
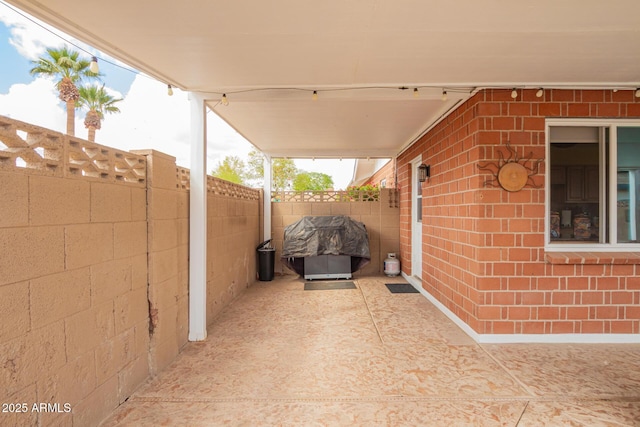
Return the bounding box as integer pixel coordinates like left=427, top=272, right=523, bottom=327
left=29, top=47, right=98, bottom=136
left=77, top=85, right=122, bottom=142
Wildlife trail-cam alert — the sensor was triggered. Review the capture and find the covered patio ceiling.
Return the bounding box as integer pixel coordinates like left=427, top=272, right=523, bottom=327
left=7, top=0, right=640, bottom=158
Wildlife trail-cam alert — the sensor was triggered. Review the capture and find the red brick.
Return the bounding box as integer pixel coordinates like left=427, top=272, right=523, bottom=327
left=521, top=291, right=544, bottom=305
left=626, top=306, right=640, bottom=319
left=612, top=265, right=635, bottom=276
left=522, top=321, right=545, bottom=334
left=523, top=117, right=545, bottom=131
left=551, top=321, right=575, bottom=333
left=508, top=277, right=532, bottom=290
left=492, top=233, right=515, bottom=247
left=551, top=292, right=575, bottom=305
left=490, top=291, right=515, bottom=305
left=581, top=265, right=605, bottom=276
left=508, top=248, right=531, bottom=262
left=596, top=306, right=618, bottom=319
left=509, top=306, right=532, bottom=320
left=597, top=103, right=620, bottom=117
left=522, top=234, right=544, bottom=247
left=538, top=307, right=560, bottom=320
left=492, top=321, right=516, bottom=333
left=508, top=219, right=533, bottom=232
left=567, top=306, right=589, bottom=320
left=477, top=306, right=501, bottom=320
left=568, top=103, right=590, bottom=116
left=581, top=291, right=604, bottom=305
left=478, top=131, right=501, bottom=145
left=493, top=204, right=516, bottom=218
left=493, top=262, right=515, bottom=276
left=596, top=277, right=620, bottom=290
left=523, top=205, right=545, bottom=218
left=580, top=90, right=605, bottom=102
left=612, top=90, right=635, bottom=102
left=537, top=277, right=560, bottom=290
left=610, top=321, right=634, bottom=333
left=492, top=90, right=518, bottom=102
left=551, top=90, right=576, bottom=102
left=627, top=103, right=640, bottom=117
left=627, top=276, right=640, bottom=290
left=552, top=264, right=577, bottom=277
left=582, top=321, right=605, bottom=333
left=538, top=103, right=561, bottom=116
left=477, top=103, right=501, bottom=116
left=509, top=103, right=532, bottom=116
left=567, top=277, right=588, bottom=290
left=611, top=291, right=634, bottom=305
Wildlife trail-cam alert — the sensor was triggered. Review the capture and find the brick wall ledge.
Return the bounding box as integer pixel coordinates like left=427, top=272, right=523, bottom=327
left=545, top=252, right=640, bottom=265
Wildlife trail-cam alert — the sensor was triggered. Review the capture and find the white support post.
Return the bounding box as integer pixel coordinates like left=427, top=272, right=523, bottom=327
left=263, top=153, right=272, bottom=241
left=188, top=92, right=207, bottom=341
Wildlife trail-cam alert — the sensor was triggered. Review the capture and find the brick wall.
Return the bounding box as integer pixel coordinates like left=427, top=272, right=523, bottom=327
left=397, top=89, right=640, bottom=336
left=271, top=189, right=400, bottom=276
left=363, top=158, right=396, bottom=188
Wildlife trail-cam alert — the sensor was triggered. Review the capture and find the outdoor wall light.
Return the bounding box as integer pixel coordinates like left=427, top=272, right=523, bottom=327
left=418, top=163, right=430, bottom=182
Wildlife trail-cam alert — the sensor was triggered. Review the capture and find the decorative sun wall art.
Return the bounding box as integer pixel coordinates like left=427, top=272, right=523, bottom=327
left=477, top=141, right=543, bottom=192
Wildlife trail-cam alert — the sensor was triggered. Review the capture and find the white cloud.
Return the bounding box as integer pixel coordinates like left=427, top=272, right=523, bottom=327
left=1, top=5, right=69, bottom=59
left=92, top=75, right=255, bottom=170
left=0, top=77, right=66, bottom=132
left=0, top=4, right=126, bottom=67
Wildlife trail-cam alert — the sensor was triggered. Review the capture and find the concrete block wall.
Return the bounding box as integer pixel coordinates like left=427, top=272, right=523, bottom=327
left=397, top=89, right=640, bottom=336
left=0, top=168, right=149, bottom=426
left=206, top=192, right=260, bottom=323
left=134, top=150, right=190, bottom=375
left=270, top=188, right=400, bottom=277
left=0, top=116, right=263, bottom=426
left=170, top=169, right=261, bottom=325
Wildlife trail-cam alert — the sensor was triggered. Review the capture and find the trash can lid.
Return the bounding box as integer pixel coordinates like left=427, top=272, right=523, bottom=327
left=256, top=239, right=272, bottom=250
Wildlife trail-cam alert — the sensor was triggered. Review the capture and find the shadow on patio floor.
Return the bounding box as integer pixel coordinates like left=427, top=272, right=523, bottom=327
left=100, top=275, right=640, bottom=426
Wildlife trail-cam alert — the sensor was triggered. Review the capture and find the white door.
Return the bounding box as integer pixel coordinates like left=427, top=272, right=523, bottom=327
left=411, top=156, right=423, bottom=280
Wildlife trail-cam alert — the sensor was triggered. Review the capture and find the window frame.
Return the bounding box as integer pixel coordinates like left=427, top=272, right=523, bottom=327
left=545, top=118, right=640, bottom=252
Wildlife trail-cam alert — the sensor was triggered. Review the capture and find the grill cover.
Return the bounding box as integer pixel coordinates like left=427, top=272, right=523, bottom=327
left=281, top=215, right=370, bottom=275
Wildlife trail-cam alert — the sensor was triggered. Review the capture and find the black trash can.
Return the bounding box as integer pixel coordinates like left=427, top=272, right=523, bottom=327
left=256, top=239, right=275, bottom=281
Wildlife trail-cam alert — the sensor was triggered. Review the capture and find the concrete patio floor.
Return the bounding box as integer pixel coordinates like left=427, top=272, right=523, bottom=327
left=100, top=275, right=640, bottom=426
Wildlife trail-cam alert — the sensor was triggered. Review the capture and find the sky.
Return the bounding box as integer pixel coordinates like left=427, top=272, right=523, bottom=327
left=0, top=2, right=356, bottom=189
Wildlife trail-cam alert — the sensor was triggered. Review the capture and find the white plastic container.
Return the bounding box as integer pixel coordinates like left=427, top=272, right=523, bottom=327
left=383, top=253, right=400, bottom=277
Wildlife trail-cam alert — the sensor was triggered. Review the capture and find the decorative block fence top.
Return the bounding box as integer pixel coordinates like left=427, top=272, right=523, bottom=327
left=0, top=116, right=146, bottom=186
left=271, top=189, right=381, bottom=202
left=176, top=166, right=261, bottom=200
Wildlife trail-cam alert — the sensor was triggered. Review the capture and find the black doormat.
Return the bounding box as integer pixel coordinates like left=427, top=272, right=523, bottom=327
left=304, top=281, right=357, bottom=291
left=385, top=283, right=420, bottom=293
